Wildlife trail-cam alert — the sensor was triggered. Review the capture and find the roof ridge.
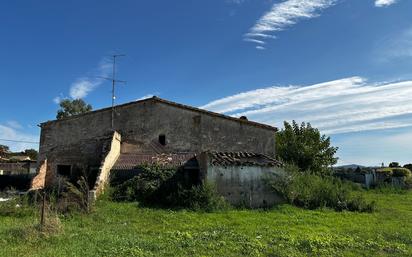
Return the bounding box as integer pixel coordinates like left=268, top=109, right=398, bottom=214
left=41, top=96, right=277, bottom=131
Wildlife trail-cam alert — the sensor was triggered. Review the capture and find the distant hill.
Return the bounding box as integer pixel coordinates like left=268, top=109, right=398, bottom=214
left=335, top=164, right=365, bottom=170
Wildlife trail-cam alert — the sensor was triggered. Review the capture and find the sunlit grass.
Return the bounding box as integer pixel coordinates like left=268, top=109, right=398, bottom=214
left=0, top=190, right=411, bottom=256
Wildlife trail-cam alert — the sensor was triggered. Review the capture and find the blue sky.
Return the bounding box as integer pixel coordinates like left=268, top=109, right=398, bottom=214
left=0, top=0, right=411, bottom=166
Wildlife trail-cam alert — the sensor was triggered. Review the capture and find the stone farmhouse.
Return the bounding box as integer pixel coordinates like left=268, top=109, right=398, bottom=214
left=32, top=96, right=282, bottom=207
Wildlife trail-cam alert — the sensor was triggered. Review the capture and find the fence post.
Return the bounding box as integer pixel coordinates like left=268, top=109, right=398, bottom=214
left=40, top=191, right=46, bottom=230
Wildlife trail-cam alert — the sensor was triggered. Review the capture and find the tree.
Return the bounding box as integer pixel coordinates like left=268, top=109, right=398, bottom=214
left=23, top=149, right=38, bottom=160
left=0, top=144, right=10, bottom=155
left=276, top=120, right=338, bottom=174
left=404, top=164, right=412, bottom=172
left=56, top=99, right=92, bottom=120
left=389, top=162, right=400, bottom=168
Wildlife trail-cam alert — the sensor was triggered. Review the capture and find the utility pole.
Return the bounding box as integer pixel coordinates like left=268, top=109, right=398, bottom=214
left=100, top=54, right=126, bottom=130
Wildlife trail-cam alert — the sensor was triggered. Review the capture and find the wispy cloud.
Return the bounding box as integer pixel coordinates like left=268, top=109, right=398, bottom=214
left=69, top=59, right=111, bottom=99
left=0, top=124, right=39, bottom=152
left=376, top=26, right=412, bottom=61
left=6, top=121, right=22, bottom=130
left=375, top=0, right=398, bottom=7
left=244, top=0, right=337, bottom=47
left=136, top=94, right=155, bottom=101
left=53, top=96, right=62, bottom=104
left=200, top=77, right=412, bottom=135
left=54, top=58, right=112, bottom=102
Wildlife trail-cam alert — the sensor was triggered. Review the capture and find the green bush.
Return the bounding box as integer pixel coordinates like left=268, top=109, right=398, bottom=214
left=111, top=165, right=228, bottom=211
left=392, top=168, right=412, bottom=178
left=269, top=165, right=375, bottom=212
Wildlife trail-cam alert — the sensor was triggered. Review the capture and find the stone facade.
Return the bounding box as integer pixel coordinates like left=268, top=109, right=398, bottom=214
left=38, top=97, right=277, bottom=187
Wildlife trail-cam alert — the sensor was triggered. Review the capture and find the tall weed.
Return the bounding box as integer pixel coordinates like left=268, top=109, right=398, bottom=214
left=269, top=165, right=375, bottom=212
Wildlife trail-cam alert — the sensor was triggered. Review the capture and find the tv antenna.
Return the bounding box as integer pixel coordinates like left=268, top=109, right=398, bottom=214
left=99, top=54, right=126, bottom=130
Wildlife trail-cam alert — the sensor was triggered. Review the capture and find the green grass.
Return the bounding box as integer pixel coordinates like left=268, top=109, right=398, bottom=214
left=1, top=191, right=412, bottom=257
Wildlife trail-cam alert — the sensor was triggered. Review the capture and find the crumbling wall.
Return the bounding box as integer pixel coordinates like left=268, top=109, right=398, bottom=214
left=89, top=131, right=121, bottom=202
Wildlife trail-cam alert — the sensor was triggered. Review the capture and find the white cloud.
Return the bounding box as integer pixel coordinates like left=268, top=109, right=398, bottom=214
left=136, top=94, right=155, bottom=101
left=70, top=80, right=96, bottom=99
left=0, top=124, right=39, bottom=152
left=375, top=0, right=398, bottom=7
left=200, top=77, right=412, bottom=135
left=56, top=58, right=112, bottom=101
left=245, top=0, right=337, bottom=47
left=53, top=96, right=62, bottom=104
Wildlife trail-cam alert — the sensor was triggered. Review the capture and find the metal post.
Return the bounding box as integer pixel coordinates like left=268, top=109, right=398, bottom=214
left=111, top=56, right=116, bottom=130
left=109, top=54, right=126, bottom=131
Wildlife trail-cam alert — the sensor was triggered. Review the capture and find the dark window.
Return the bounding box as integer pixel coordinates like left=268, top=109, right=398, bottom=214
left=159, top=134, right=166, bottom=146
left=57, top=165, right=71, bottom=177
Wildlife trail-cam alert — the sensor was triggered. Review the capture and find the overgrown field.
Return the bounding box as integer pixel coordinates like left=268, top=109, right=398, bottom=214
left=1, top=191, right=412, bottom=257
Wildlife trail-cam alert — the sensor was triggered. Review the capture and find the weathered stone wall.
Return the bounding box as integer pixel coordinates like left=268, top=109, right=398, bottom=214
left=30, top=159, right=48, bottom=190
left=38, top=99, right=276, bottom=181
left=205, top=164, right=283, bottom=208
left=89, top=131, right=121, bottom=202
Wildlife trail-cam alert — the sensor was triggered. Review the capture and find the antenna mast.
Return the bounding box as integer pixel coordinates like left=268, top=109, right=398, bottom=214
left=109, top=54, right=126, bottom=130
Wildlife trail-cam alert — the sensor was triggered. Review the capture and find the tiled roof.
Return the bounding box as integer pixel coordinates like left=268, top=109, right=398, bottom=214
left=207, top=151, right=282, bottom=167
left=112, top=153, right=196, bottom=171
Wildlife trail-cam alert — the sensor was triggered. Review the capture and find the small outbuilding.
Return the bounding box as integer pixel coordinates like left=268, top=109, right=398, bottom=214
left=198, top=151, right=283, bottom=208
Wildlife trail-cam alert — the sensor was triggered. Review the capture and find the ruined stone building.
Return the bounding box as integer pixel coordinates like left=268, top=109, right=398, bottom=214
left=33, top=97, right=282, bottom=207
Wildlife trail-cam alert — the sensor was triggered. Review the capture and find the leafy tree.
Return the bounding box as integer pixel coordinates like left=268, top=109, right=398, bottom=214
left=56, top=99, right=92, bottom=120
left=404, top=164, right=412, bottom=172
left=23, top=149, right=38, bottom=160
left=0, top=144, right=10, bottom=155
left=276, top=120, right=338, bottom=175
left=389, top=162, right=400, bottom=168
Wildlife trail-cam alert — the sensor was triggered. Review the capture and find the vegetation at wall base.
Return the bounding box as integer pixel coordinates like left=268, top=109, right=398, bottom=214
left=269, top=164, right=375, bottom=212
left=111, top=164, right=228, bottom=211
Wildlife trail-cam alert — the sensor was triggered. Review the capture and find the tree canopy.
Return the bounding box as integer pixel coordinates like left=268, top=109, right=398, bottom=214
left=56, top=99, right=93, bottom=120
left=23, top=149, right=38, bottom=160
left=0, top=144, right=10, bottom=155
left=276, top=120, right=338, bottom=174
left=389, top=162, right=400, bottom=168
left=404, top=164, right=412, bottom=172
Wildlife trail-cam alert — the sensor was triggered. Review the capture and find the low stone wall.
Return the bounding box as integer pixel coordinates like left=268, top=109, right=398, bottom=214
left=88, top=131, right=121, bottom=203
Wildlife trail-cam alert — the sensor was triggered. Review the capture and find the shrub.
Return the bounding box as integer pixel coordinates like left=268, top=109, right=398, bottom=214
left=169, top=183, right=229, bottom=211
left=392, top=168, right=412, bottom=178
left=268, top=165, right=375, bottom=212
left=111, top=165, right=228, bottom=211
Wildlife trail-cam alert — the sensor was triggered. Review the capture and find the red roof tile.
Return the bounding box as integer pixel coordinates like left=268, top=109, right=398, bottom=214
left=206, top=151, right=282, bottom=167
left=112, top=153, right=196, bottom=170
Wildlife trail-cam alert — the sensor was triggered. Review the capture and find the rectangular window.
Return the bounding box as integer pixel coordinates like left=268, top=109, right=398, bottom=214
left=57, top=165, right=71, bottom=177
